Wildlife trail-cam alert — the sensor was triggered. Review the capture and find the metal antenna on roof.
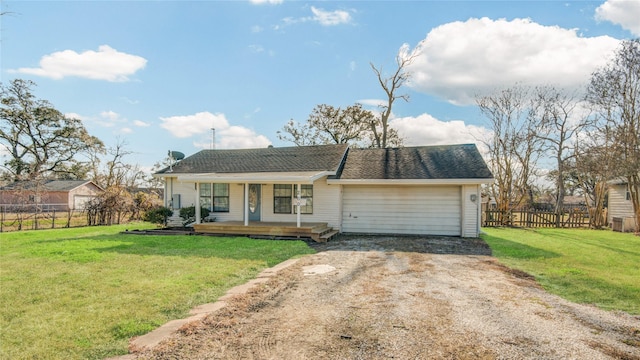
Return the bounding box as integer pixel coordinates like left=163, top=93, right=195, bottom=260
left=211, top=128, right=216, bottom=149
left=167, top=150, right=185, bottom=172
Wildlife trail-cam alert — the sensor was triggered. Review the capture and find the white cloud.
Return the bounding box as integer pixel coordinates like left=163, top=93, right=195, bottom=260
left=310, top=6, right=352, bottom=26
left=406, top=17, right=620, bottom=105
left=248, top=44, right=265, bottom=53
left=122, top=97, right=140, bottom=105
left=249, top=0, right=283, bottom=4
left=216, top=126, right=272, bottom=149
left=279, top=6, right=352, bottom=27
left=100, top=110, right=121, bottom=122
left=12, top=45, right=147, bottom=82
left=65, top=112, right=86, bottom=121
left=68, top=110, right=140, bottom=130
left=390, top=113, right=491, bottom=149
left=160, top=112, right=227, bottom=138
left=133, top=120, right=150, bottom=127
left=596, top=0, right=640, bottom=36
left=160, top=111, right=272, bottom=149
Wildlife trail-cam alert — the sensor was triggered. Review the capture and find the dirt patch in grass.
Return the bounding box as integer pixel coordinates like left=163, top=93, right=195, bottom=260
left=135, top=235, right=640, bottom=360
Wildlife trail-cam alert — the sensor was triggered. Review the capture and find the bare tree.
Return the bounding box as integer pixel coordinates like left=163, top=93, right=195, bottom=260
left=86, top=139, right=150, bottom=224
left=572, top=129, right=617, bottom=228
left=586, top=39, right=640, bottom=231
left=536, top=86, right=592, bottom=225
left=370, top=44, right=417, bottom=148
left=477, top=85, right=545, bottom=225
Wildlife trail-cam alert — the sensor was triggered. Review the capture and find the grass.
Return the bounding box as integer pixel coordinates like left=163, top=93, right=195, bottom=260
left=0, top=223, right=316, bottom=359
left=481, top=227, right=640, bottom=315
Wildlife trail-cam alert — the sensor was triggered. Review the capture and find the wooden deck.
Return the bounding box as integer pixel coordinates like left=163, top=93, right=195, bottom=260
left=192, top=221, right=339, bottom=242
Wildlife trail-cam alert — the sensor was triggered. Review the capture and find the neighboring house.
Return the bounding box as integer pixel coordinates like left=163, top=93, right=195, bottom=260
left=0, top=180, right=104, bottom=211
left=153, top=143, right=494, bottom=238
left=608, top=178, right=637, bottom=232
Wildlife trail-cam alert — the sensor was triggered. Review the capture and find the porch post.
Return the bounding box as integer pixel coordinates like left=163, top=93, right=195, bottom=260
left=244, top=183, right=249, bottom=226
left=296, top=183, right=301, bottom=228
left=195, top=182, right=201, bottom=224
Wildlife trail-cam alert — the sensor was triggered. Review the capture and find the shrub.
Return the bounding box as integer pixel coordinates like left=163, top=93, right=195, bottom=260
left=143, top=206, right=173, bottom=225
left=179, top=206, right=211, bottom=223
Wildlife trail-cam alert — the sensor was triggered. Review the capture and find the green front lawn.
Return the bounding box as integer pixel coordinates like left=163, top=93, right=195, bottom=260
left=0, top=224, right=315, bottom=359
left=481, top=227, right=640, bottom=315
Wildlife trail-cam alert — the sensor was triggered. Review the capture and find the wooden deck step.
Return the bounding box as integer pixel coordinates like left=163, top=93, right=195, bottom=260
left=193, top=222, right=338, bottom=242
left=318, top=230, right=339, bottom=242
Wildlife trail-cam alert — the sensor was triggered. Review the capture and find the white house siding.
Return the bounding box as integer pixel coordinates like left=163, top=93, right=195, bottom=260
left=208, top=184, right=245, bottom=222
left=461, top=184, right=481, bottom=237
left=341, top=185, right=461, bottom=236
left=165, top=179, right=198, bottom=209
left=608, top=184, right=634, bottom=221
left=164, top=178, right=341, bottom=227
left=261, top=179, right=341, bottom=229
left=607, top=184, right=636, bottom=231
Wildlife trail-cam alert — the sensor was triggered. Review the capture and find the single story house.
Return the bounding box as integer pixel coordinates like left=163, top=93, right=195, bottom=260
left=0, top=180, right=104, bottom=211
left=608, top=178, right=638, bottom=232
left=153, top=143, right=494, bottom=239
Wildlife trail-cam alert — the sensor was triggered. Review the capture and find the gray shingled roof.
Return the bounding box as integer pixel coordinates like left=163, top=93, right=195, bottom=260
left=156, top=144, right=349, bottom=174
left=336, top=144, right=493, bottom=180
left=0, top=180, right=95, bottom=191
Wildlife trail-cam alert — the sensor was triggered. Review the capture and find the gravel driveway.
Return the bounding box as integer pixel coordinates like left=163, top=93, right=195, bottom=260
left=138, top=235, right=640, bottom=359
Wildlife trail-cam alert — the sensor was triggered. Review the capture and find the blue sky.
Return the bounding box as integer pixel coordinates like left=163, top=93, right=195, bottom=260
left=1, top=0, right=639, bottom=176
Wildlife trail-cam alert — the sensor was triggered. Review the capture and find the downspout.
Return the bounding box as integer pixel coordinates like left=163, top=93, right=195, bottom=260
left=460, top=186, right=465, bottom=237
left=195, top=182, right=201, bottom=224
left=244, top=183, right=249, bottom=226
left=296, top=183, right=301, bottom=228
left=476, top=185, right=481, bottom=237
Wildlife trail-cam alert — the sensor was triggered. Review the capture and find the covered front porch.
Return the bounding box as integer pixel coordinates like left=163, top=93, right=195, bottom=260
left=193, top=221, right=339, bottom=242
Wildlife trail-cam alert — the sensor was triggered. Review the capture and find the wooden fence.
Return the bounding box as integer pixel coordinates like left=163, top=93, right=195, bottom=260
left=483, top=209, right=590, bottom=228
left=0, top=208, right=89, bottom=232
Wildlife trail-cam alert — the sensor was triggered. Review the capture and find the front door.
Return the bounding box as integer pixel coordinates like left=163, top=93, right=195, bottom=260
left=248, top=184, right=261, bottom=221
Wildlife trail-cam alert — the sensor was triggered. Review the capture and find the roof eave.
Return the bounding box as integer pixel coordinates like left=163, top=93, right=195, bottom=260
left=175, top=171, right=336, bottom=184
left=326, top=178, right=495, bottom=185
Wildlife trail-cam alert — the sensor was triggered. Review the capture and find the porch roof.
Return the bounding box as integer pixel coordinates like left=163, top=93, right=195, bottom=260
left=175, top=170, right=335, bottom=184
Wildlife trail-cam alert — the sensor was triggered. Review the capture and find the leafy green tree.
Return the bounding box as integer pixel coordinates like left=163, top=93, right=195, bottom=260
left=0, top=79, right=104, bottom=181
left=278, top=104, right=373, bottom=146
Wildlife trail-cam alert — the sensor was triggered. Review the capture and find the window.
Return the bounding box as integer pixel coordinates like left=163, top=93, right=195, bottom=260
left=294, top=184, right=313, bottom=214
left=199, top=183, right=229, bottom=212
left=213, top=183, right=229, bottom=212
left=627, top=190, right=631, bottom=201
left=199, top=183, right=211, bottom=210
left=273, top=184, right=292, bottom=214
left=273, top=184, right=313, bottom=214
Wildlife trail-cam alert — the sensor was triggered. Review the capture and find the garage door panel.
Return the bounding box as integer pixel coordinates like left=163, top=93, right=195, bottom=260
left=342, top=185, right=461, bottom=235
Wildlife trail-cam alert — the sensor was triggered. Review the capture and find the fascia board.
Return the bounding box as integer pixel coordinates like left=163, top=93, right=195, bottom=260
left=326, top=178, right=495, bottom=185
left=175, top=171, right=335, bottom=184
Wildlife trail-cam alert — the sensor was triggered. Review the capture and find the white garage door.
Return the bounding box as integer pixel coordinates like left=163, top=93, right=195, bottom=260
left=342, top=185, right=461, bottom=236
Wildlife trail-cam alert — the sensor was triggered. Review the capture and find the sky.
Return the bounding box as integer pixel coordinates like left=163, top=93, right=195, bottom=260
left=1, top=0, right=639, bottom=177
